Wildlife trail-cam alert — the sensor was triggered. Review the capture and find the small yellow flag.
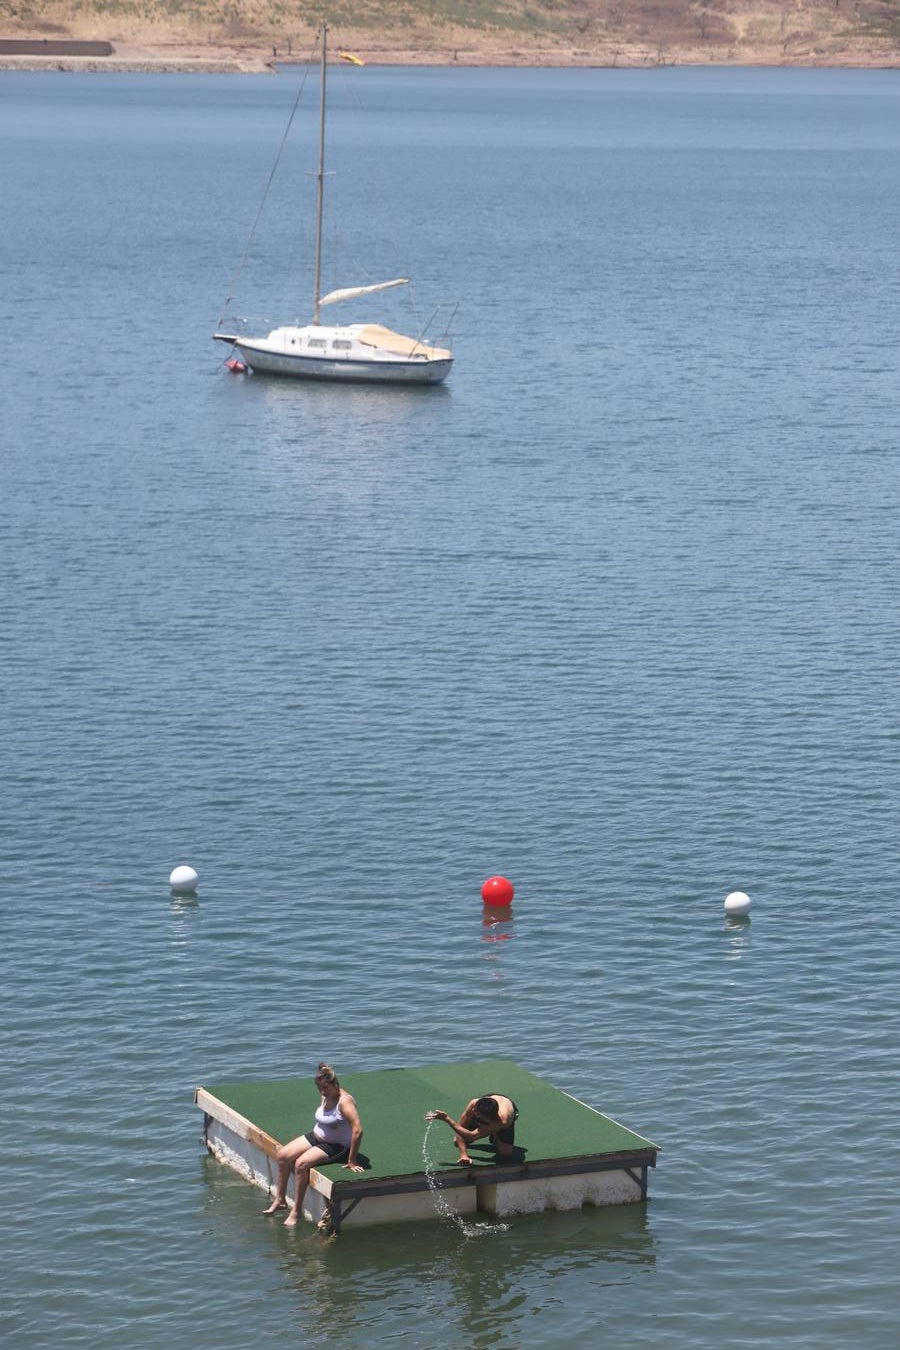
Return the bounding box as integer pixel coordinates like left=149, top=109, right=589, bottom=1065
left=339, top=50, right=365, bottom=65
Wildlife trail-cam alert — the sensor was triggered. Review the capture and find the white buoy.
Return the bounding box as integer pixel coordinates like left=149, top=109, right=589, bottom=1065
left=724, top=890, right=751, bottom=916
left=170, top=864, right=199, bottom=893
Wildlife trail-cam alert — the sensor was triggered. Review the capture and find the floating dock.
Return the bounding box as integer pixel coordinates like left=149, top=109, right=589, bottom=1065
left=195, top=1059, right=659, bottom=1232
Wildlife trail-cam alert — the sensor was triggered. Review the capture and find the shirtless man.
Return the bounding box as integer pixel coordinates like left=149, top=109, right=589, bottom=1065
left=425, top=1093, right=519, bottom=1165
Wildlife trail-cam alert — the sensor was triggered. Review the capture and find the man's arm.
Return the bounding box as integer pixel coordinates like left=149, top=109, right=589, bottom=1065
left=426, top=1101, right=490, bottom=1142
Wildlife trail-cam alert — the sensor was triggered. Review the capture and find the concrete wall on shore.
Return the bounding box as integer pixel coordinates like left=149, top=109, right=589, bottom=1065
left=0, top=39, right=113, bottom=56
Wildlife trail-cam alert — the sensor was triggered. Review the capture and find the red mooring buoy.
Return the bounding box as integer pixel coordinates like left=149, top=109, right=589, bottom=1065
left=225, top=358, right=248, bottom=373
left=481, top=875, right=515, bottom=907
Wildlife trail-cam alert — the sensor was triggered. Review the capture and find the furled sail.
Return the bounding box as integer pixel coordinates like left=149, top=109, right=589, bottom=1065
left=319, top=278, right=409, bottom=307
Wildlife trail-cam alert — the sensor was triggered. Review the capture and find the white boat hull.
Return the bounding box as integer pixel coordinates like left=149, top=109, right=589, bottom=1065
left=230, top=339, right=452, bottom=384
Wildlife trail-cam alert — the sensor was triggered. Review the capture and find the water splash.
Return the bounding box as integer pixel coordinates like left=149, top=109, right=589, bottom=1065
left=421, top=1121, right=509, bottom=1237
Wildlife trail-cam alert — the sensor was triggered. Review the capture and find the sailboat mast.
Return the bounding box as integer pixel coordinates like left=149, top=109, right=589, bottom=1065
left=312, top=22, right=327, bottom=324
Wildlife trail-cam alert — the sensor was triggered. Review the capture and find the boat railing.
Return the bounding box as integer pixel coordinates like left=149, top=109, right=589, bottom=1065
left=229, top=314, right=275, bottom=333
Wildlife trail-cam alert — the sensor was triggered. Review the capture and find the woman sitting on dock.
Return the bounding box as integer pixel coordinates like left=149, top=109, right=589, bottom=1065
left=264, top=1062, right=364, bottom=1227
left=426, top=1093, right=518, bottom=1165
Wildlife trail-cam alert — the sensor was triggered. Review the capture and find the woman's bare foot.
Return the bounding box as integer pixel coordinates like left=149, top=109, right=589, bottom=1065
left=283, top=1211, right=299, bottom=1228
left=262, top=1198, right=287, bottom=1215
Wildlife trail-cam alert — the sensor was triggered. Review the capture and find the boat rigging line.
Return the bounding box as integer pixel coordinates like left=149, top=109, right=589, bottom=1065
left=216, top=31, right=321, bottom=332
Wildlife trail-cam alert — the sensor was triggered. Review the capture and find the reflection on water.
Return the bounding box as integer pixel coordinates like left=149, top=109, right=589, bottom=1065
left=200, top=1154, right=657, bottom=1349
left=481, top=906, right=514, bottom=942
left=273, top=1202, right=658, bottom=1349
left=481, top=907, right=515, bottom=979
left=258, top=369, right=451, bottom=435
left=248, top=370, right=455, bottom=513
left=168, top=891, right=200, bottom=954
left=169, top=893, right=200, bottom=915
left=722, top=913, right=751, bottom=960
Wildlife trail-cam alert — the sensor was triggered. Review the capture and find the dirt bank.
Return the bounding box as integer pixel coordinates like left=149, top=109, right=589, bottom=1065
left=2, top=25, right=899, bottom=71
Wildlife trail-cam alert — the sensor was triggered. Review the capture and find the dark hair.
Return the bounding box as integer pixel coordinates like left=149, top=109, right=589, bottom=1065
left=474, top=1096, right=500, bottom=1120
left=316, top=1062, right=339, bottom=1088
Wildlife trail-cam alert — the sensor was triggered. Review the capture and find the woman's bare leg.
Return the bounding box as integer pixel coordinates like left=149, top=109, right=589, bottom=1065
left=284, top=1144, right=330, bottom=1228
left=262, top=1156, right=291, bottom=1213
left=263, top=1135, right=315, bottom=1214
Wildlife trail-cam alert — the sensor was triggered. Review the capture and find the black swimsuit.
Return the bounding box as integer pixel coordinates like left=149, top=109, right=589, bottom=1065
left=481, top=1095, right=519, bottom=1146
left=304, top=1128, right=348, bottom=1162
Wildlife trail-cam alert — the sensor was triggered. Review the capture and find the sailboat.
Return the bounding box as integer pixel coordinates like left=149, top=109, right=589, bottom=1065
left=214, top=24, right=453, bottom=384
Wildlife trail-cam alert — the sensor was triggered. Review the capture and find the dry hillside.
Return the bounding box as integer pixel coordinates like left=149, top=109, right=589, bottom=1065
left=2, top=0, right=900, bottom=68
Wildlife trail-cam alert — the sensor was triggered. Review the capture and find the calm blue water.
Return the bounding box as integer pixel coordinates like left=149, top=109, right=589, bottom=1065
left=2, top=63, right=900, bottom=1349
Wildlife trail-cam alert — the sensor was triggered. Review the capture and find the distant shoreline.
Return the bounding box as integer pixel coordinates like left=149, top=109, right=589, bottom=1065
left=1, top=35, right=899, bottom=73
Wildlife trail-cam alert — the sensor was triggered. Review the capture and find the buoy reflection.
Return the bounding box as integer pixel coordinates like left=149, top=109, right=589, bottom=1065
left=482, top=906, right=515, bottom=943
left=723, top=913, right=751, bottom=960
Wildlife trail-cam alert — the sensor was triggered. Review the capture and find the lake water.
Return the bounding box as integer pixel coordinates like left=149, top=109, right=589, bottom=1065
left=3, top=62, right=900, bottom=1349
